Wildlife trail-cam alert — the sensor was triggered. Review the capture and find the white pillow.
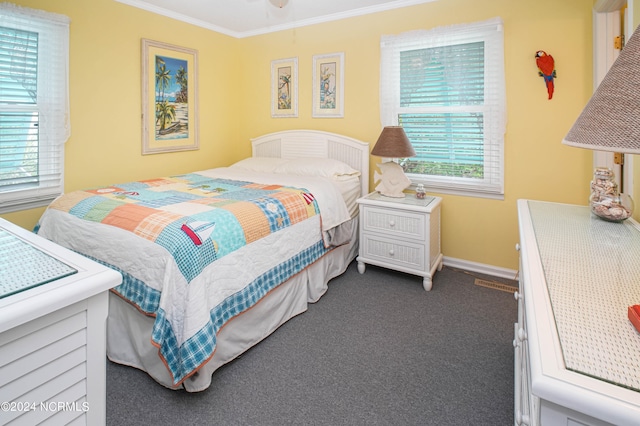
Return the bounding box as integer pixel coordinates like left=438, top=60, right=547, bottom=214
left=229, top=157, right=290, bottom=173
left=274, top=158, right=360, bottom=179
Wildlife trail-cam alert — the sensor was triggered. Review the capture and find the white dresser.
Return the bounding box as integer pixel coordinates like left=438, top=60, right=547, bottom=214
left=356, top=192, right=443, bottom=291
left=0, top=218, right=121, bottom=426
left=516, top=200, right=640, bottom=426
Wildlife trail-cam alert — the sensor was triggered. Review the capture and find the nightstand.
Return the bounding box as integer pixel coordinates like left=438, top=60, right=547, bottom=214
left=356, top=192, right=443, bottom=291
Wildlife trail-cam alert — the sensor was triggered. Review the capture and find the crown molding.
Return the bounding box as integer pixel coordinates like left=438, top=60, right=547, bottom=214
left=115, top=0, right=438, bottom=39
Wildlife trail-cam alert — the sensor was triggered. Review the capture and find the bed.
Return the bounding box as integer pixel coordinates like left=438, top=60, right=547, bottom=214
left=35, top=130, right=369, bottom=392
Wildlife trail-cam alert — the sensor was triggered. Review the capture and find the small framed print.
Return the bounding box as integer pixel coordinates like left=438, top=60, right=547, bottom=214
left=312, top=52, right=344, bottom=118
left=142, top=39, right=199, bottom=154
left=271, top=57, right=298, bottom=118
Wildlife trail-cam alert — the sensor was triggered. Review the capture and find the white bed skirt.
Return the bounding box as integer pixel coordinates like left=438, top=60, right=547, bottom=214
left=106, top=218, right=358, bottom=392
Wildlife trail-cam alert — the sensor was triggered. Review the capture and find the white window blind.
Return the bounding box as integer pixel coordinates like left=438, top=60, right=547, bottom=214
left=380, top=18, right=506, bottom=198
left=0, top=3, right=70, bottom=214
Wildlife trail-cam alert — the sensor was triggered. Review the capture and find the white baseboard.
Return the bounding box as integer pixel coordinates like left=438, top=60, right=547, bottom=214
left=443, top=256, right=518, bottom=281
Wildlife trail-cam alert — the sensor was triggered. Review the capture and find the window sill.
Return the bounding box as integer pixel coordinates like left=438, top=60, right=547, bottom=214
left=408, top=182, right=505, bottom=201
left=0, top=196, right=57, bottom=215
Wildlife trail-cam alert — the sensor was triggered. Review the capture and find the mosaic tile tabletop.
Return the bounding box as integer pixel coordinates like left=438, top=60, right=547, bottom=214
left=528, top=201, right=640, bottom=392
left=0, top=227, right=77, bottom=298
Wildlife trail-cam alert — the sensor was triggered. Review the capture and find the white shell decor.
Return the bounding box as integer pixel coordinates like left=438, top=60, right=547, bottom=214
left=373, top=162, right=411, bottom=198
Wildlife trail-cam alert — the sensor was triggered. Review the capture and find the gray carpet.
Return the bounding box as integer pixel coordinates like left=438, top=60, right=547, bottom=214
left=106, top=261, right=517, bottom=425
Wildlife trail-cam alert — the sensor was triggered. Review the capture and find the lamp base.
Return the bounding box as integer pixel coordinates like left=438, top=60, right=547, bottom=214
left=373, top=161, right=411, bottom=198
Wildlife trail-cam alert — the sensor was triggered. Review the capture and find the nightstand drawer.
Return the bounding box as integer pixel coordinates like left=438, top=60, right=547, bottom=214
left=360, top=233, right=426, bottom=272
left=361, top=206, right=426, bottom=241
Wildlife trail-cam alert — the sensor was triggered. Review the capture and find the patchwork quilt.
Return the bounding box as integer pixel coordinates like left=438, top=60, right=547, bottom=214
left=37, top=172, right=336, bottom=385
left=47, top=173, right=320, bottom=283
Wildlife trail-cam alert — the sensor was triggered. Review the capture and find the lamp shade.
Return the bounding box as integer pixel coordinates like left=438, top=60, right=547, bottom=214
left=562, top=25, right=640, bottom=154
left=371, top=126, right=416, bottom=158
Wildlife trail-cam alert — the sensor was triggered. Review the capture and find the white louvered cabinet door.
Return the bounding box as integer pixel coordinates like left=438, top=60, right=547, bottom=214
left=0, top=218, right=121, bottom=426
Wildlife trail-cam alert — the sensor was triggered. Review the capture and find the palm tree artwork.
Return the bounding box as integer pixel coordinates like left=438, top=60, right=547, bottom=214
left=154, top=55, right=188, bottom=140
left=277, top=66, right=292, bottom=110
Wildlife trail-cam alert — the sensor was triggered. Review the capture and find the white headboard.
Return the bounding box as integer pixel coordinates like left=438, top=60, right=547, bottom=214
left=251, top=130, right=370, bottom=197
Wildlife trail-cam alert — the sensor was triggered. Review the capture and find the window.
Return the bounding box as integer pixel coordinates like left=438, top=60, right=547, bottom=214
left=380, top=18, right=506, bottom=199
left=0, top=4, right=70, bottom=214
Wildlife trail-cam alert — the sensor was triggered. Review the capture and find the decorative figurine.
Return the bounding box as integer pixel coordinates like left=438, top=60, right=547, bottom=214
left=535, top=50, right=556, bottom=100
left=373, top=162, right=412, bottom=198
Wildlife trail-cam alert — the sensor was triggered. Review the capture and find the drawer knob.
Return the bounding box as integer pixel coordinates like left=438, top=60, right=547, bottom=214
left=389, top=220, right=395, bottom=227
left=389, top=249, right=395, bottom=256
left=514, top=291, right=522, bottom=301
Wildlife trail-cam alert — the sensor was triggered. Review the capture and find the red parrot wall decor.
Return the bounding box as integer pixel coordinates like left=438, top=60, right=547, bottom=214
left=535, top=50, right=556, bottom=100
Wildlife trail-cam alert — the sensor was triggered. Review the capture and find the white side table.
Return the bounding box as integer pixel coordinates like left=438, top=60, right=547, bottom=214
left=356, top=192, right=443, bottom=291
left=0, top=218, right=122, bottom=426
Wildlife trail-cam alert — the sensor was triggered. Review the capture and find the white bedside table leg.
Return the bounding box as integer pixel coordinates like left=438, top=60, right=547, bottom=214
left=357, top=261, right=366, bottom=274
left=422, top=276, right=432, bottom=291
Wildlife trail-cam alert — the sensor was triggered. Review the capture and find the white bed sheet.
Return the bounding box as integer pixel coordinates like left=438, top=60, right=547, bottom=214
left=331, top=175, right=361, bottom=218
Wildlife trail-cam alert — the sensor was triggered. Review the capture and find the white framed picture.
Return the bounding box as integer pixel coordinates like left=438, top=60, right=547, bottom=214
left=312, top=52, right=344, bottom=118
left=271, top=57, right=298, bottom=118
left=141, top=39, right=199, bottom=154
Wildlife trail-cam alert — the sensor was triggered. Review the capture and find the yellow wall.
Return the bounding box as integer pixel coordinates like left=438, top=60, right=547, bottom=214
left=236, top=0, right=594, bottom=270
left=2, top=0, right=595, bottom=272
left=2, top=0, right=241, bottom=228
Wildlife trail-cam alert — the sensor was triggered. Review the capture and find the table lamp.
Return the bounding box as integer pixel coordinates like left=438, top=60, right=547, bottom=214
left=371, top=126, right=416, bottom=198
left=562, top=25, right=640, bottom=222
